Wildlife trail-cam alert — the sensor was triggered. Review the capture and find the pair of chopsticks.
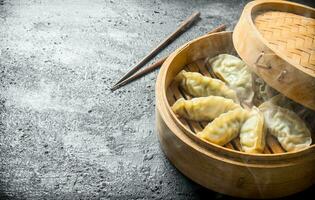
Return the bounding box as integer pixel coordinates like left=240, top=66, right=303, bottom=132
left=111, top=12, right=226, bottom=91
left=111, top=11, right=200, bottom=91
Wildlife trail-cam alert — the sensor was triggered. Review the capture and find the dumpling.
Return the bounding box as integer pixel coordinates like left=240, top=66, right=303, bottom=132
left=207, top=54, right=254, bottom=105
left=171, top=96, right=241, bottom=121
left=174, top=70, right=239, bottom=103
left=196, top=108, right=250, bottom=146
left=259, top=101, right=312, bottom=152
left=240, top=107, right=266, bottom=153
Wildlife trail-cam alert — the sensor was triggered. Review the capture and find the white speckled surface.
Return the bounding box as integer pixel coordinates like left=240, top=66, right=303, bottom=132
left=0, top=0, right=314, bottom=199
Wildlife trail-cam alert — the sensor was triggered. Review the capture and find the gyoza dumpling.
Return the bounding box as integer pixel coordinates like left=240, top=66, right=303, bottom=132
left=207, top=54, right=254, bottom=105
left=171, top=96, right=241, bottom=121
left=197, top=108, right=250, bottom=146
left=174, top=70, right=239, bottom=103
left=240, top=107, right=266, bottom=153
left=259, top=101, right=312, bottom=152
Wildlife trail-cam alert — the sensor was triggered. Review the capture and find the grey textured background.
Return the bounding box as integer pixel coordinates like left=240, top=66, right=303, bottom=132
left=0, top=0, right=314, bottom=199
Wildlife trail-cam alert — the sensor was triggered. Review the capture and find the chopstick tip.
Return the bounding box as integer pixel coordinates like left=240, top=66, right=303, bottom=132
left=110, top=85, right=118, bottom=91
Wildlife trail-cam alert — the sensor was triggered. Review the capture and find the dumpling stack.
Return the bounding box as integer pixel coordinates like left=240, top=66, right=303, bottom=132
left=171, top=54, right=312, bottom=154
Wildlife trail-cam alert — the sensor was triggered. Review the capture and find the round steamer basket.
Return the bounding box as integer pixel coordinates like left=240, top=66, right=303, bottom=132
left=233, top=0, right=315, bottom=111
left=155, top=31, right=315, bottom=199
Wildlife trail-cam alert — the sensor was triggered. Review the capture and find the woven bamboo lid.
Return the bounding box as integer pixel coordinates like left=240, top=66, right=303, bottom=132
left=233, top=0, right=315, bottom=110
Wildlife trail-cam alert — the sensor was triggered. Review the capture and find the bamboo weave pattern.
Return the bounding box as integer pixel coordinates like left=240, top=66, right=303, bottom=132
left=254, top=11, right=315, bottom=74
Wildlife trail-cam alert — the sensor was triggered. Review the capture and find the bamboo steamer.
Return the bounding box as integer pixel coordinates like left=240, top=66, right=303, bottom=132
left=155, top=31, right=315, bottom=198
left=233, top=0, right=315, bottom=110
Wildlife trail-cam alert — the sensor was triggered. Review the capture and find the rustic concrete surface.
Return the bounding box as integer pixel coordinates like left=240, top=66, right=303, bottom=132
left=0, top=0, right=314, bottom=199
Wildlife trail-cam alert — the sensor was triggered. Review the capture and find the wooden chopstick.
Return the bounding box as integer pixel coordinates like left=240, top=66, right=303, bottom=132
left=111, top=56, right=167, bottom=91
left=110, top=24, right=226, bottom=91
left=111, top=11, right=201, bottom=88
